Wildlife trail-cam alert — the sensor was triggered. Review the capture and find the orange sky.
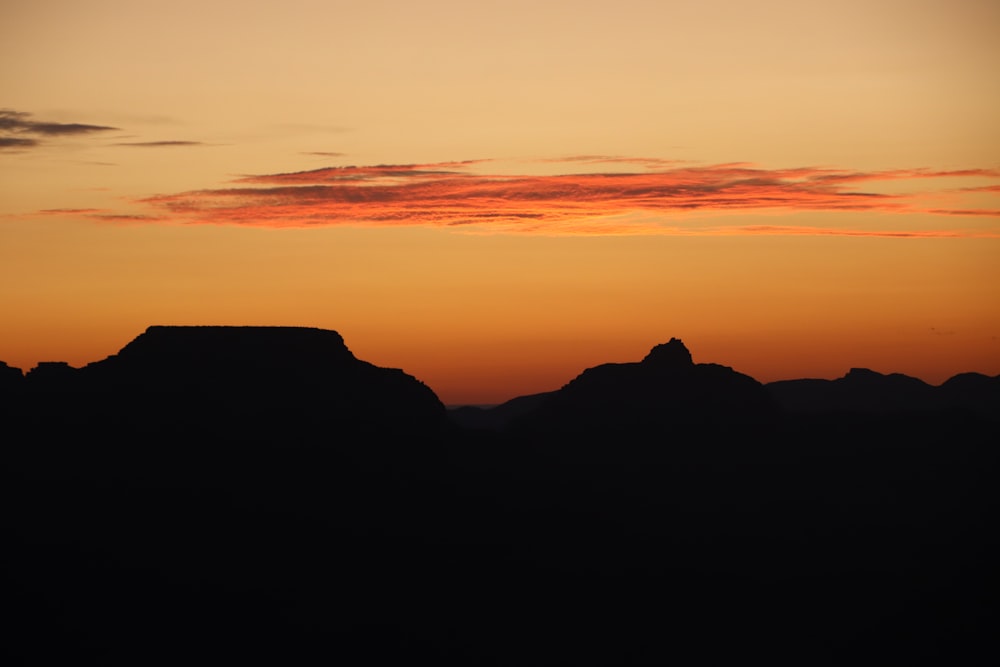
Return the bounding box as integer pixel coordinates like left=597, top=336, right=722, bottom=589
left=2, top=0, right=999, bottom=404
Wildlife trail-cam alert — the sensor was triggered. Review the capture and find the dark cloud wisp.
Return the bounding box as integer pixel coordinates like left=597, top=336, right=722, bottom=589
left=302, top=151, right=347, bottom=157
left=0, top=109, right=119, bottom=150
left=0, top=109, right=118, bottom=148
left=0, top=136, right=39, bottom=148
left=112, top=141, right=207, bottom=147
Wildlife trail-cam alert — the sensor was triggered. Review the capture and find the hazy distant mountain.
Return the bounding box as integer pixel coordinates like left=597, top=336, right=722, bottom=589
left=447, top=391, right=555, bottom=430
left=767, top=367, right=1000, bottom=417
left=939, top=372, right=1000, bottom=415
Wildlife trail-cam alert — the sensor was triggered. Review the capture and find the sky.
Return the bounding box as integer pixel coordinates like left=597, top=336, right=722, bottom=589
left=2, top=0, right=999, bottom=405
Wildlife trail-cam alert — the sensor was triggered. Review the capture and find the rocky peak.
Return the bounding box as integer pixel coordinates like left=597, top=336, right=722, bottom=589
left=641, top=337, right=693, bottom=368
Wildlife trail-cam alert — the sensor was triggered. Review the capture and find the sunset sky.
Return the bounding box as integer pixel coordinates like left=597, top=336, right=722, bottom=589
left=2, top=0, right=999, bottom=405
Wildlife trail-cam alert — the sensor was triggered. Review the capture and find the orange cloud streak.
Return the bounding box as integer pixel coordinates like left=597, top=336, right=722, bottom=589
left=118, top=158, right=1000, bottom=234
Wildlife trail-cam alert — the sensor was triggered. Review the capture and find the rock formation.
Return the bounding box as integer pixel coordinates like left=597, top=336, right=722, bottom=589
left=505, top=337, right=778, bottom=436
left=14, top=326, right=447, bottom=442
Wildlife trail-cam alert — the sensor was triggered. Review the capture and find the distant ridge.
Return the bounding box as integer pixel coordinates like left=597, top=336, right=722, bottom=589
left=3, top=329, right=997, bottom=429
left=767, top=367, right=1000, bottom=417
left=448, top=391, right=555, bottom=431
left=447, top=338, right=999, bottom=430
left=488, top=337, right=779, bottom=435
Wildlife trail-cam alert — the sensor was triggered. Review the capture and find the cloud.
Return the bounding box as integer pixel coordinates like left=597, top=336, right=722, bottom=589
left=87, top=213, right=164, bottom=222
left=38, top=208, right=105, bottom=215
left=133, top=158, right=1000, bottom=234
left=926, top=208, right=1000, bottom=217
left=541, top=155, right=692, bottom=170
left=958, top=184, right=1000, bottom=194
left=302, top=151, right=347, bottom=157
left=1, top=109, right=119, bottom=150
left=0, top=109, right=118, bottom=135
left=27, top=208, right=164, bottom=224
left=112, top=140, right=207, bottom=147
left=730, top=226, right=994, bottom=238
left=0, top=136, right=39, bottom=149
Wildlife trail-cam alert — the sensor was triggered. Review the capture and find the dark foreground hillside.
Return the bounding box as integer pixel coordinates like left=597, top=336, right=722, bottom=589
left=3, top=328, right=997, bottom=665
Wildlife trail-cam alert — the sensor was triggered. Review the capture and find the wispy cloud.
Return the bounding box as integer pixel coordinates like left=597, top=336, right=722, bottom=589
left=1, top=110, right=209, bottom=153
left=730, top=225, right=982, bottom=238
left=925, top=208, right=1000, bottom=217
left=0, top=109, right=118, bottom=150
left=88, top=213, right=164, bottom=222
left=28, top=208, right=164, bottom=224
left=957, top=184, right=1000, bottom=194
left=111, top=140, right=207, bottom=147
left=541, top=155, right=691, bottom=170
left=0, top=136, right=38, bottom=149
left=38, top=208, right=105, bottom=215
left=302, top=151, right=347, bottom=157
left=132, top=157, right=1000, bottom=235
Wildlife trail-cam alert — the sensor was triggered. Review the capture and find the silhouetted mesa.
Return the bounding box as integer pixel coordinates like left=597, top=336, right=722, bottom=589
left=18, top=326, right=447, bottom=440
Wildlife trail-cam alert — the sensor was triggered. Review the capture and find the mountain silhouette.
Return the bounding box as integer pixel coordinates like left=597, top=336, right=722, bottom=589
left=4, top=328, right=997, bottom=666
left=447, top=390, right=554, bottom=430
left=7, top=330, right=997, bottom=426
left=469, top=338, right=779, bottom=437
left=15, top=325, right=446, bottom=442
left=447, top=341, right=999, bottom=431
left=767, top=366, right=1000, bottom=417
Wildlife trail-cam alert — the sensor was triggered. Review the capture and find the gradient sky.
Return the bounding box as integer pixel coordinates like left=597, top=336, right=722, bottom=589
left=2, top=0, right=999, bottom=405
